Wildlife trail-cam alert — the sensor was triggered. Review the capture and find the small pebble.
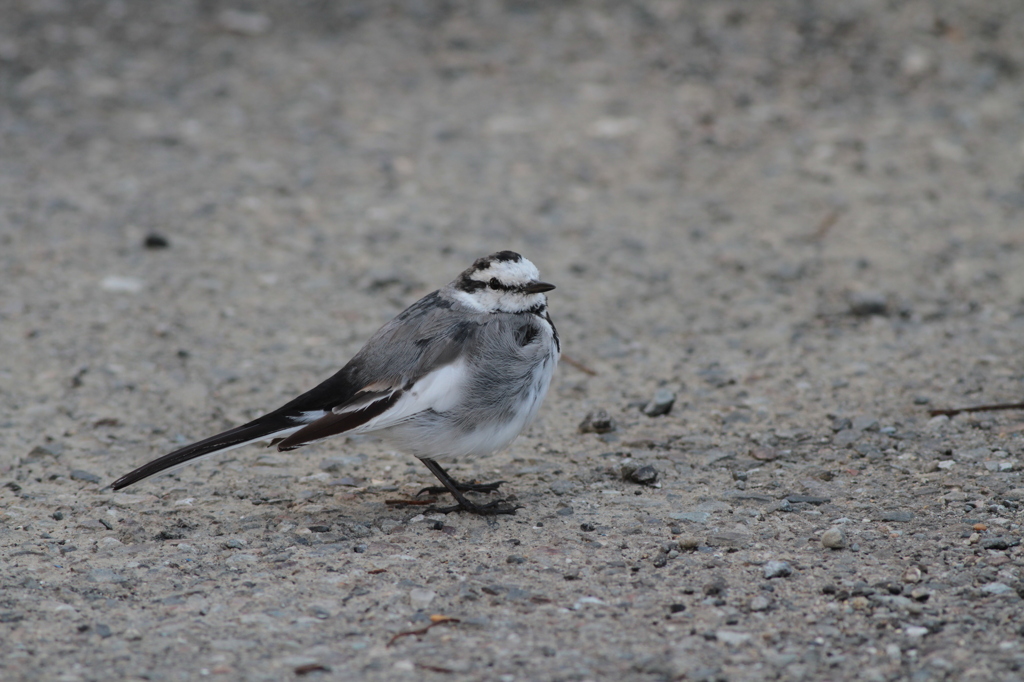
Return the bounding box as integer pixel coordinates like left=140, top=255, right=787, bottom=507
left=749, top=595, right=770, bottom=612
left=671, top=511, right=710, bottom=524
left=716, top=630, right=752, bottom=646
left=750, top=447, right=778, bottom=461
left=847, top=290, right=888, bottom=316
left=831, top=417, right=853, bottom=432
left=578, top=409, right=616, bottom=434
left=27, top=444, right=63, bottom=459
left=707, top=532, right=752, bottom=549
left=909, top=588, right=931, bottom=602
left=100, top=275, right=144, bottom=294
left=763, top=561, right=792, bottom=579
left=550, top=480, right=576, bottom=496
left=901, top=566, right=922, bottom=583
left=851, top=415, right=880, bottom=432
left=677, top=536, right=700, bottom=551
left=626, top=464, right=659, bottom=486
left=981, top=582, right=1012, bottom=596
left=821, top=527, right=846, bottom=549
left=642, top=389, right=676, bottom=417
left=143, top=233, right=170, bottom=249
left=408, top=588, right=436, bottom=610
left=70, top=469, right=102, bottom=484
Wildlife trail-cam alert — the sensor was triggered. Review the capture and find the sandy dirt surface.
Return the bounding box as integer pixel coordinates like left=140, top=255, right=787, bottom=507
left=3, top=1, right=1024, bottom=680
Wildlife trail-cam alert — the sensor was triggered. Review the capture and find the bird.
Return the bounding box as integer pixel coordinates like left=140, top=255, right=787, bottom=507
left=110, top=250, right=560, bottom=515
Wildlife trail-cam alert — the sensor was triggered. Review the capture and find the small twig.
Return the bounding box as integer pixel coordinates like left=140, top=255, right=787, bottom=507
left=385, top=498, right=437, bottom=506
left=294, top=664, right=330, bottom=676
left=387, top=617, right=460, bottom=647
left=928, top=401, right=1024, bottom=418
left=810, top=209, right=841, bottom=241
left=561, top=353, right=597, bottom=376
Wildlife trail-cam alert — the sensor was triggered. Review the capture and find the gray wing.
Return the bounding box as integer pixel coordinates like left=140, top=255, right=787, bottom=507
left=275, top=290, right=487, bottom=448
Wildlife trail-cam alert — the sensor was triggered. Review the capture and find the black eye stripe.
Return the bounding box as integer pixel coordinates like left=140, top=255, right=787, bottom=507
left=455, top=278, right=487, bottom=293
left=487, top=279, right=526, bottom=292
left=455, top=272, right=540, bottom=294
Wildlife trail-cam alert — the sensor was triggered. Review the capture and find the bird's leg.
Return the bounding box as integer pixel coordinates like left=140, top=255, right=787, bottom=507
left=416, top=461, right=505, bottom=496
left=419, top=458, right=518, bottom=515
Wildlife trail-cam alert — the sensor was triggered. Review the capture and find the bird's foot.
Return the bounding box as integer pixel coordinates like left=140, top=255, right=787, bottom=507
left=417, top=479, right=505, bottom=497
left=426, top=498, right=520, bottom=516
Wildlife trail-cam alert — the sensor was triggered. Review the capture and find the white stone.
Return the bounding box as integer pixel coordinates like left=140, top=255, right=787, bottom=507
left=409, top=589, right=436, bottom=610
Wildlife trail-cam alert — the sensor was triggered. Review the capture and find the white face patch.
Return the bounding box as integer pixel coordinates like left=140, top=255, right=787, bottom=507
left=450, top=287, right=548, bottom=313
left=468, top=257, right=541, bottom=287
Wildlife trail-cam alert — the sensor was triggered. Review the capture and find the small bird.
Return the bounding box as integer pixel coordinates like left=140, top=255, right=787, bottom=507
left=111, top=251, right=559, bottom=515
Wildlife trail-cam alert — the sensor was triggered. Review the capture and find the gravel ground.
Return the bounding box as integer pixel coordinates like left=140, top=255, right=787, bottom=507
left=3, top=1, right=1024, bottom=680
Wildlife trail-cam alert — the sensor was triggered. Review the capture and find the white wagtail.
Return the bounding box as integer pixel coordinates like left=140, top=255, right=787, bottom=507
left=111, top=251, right=559, bottom=515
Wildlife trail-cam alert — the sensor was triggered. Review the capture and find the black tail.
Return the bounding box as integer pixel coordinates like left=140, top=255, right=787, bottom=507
left=110, top=415, right=298, bottom=490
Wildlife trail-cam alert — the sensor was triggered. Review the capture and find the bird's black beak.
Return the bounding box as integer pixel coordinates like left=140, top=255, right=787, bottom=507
left=524, top=281, right=555, bottom=294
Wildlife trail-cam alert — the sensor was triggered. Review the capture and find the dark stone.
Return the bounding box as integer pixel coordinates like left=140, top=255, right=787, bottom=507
left=578, top=409, right=616, bottom=434
left=831, top=417, right=853, bottom=432
left=642, top=389, right=676, bottom=417
left=143, top=233, right=170, bottom=249
left=154, top=530, right=184, bottom=541
left=785, top=495, right=830, bottom=505
left=627, top=465, right=659, bottom=486
left=70, top=469, right=102, bottom=484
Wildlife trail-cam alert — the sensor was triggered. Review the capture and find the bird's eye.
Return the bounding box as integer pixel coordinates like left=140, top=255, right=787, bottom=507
left=489, top=277, right=501, bottom=289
